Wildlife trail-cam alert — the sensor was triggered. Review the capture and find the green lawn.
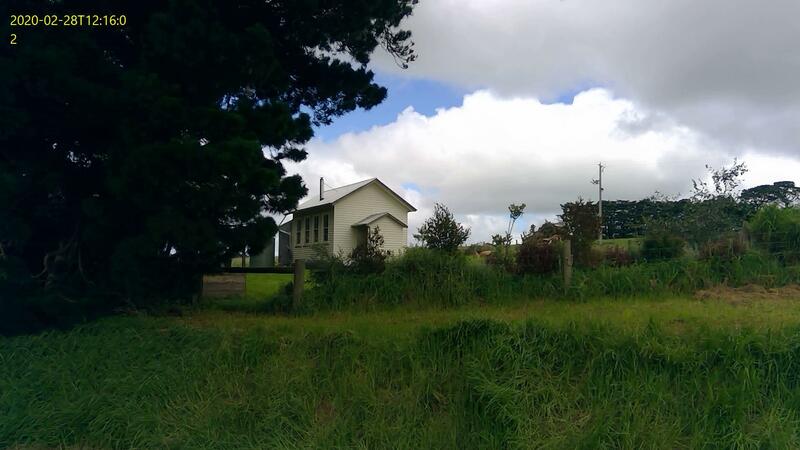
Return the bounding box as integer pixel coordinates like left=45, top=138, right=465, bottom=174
left=5, top=275, right=800, bottom=448
left=203, top=273, right=298, bottom=313
left=594, top=237, right=643, bottom=252
left=245, top=272, right=294, bottom=299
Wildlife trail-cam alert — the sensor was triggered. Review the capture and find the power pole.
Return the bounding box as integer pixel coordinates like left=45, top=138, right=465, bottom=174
left=591, top=163, right=605, bottom=241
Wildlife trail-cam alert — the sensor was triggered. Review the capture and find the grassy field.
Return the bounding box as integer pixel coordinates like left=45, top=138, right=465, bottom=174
left=594, top=237, right=643, bottom=252
left=5, top=275, right=800, bottom=448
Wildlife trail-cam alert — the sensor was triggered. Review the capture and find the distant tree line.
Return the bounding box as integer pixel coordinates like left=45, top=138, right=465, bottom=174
left=596, top=181, right=800, bottom=239
left=601, top=199, right=690, bottom=238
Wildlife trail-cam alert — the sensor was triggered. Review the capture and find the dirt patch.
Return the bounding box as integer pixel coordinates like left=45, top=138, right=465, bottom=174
left=315, top=399, right=336, bottom=424
left=694, top=284, right=800, bottom=305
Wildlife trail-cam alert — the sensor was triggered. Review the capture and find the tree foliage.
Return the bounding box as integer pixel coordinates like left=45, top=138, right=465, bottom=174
left=641, top=231, right=686, bottom=261
left=1, top=0, right=417, bottom=310
left=516, top=236, right=559, bottom=275
left=415, top=203, right=471, bottom=252
left=536, top=221, right=564, bottom=239
left=602, top=161, right=777, bottom=242
left=559, top=198, right=599, bottom=266
left=677, top=160, right=751, bottom=245
left=690, top=160, right=748, bottom=201
left=602, top=199, right=691, bottom=238
left=741, top=181, right=800, bottom=209
left=490, top=203, right=525, bottom=268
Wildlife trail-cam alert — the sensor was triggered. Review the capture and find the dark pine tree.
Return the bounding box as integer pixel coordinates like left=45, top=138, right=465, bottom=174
left=0, top=0, right=418, bottom=314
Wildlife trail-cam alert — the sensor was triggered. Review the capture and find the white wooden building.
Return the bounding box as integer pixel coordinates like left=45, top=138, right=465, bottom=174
left=286, top=178, right=416, bottom=261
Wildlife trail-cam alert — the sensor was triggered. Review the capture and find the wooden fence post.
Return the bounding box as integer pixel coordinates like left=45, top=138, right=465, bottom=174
left=562, top=240, right=572, bottom=291
left=293, top=259, right=305, bottom=309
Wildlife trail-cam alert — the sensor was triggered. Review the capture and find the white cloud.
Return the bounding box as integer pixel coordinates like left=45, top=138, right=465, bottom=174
left=284, top=2, right=800, bottom=243
left=286, top=88, right=800, bottom=243
left=373, top=0, right=800, bottom=157
left=742, top=153, right=800, bottom=187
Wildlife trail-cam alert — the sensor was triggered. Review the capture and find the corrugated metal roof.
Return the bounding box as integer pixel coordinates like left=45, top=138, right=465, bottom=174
left=294, top=178, right=376, bottom=211
left=351, top=212, right=408, bottom=228
left=294, top=177, right=416, bottom=212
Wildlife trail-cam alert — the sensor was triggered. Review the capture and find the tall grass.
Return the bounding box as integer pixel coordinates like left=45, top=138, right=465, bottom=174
left=306, top=248, right=520, bottom=310
left=567, top=251, right=800, bottom=300
left=749, top=206, right=800, bottom=263
left=307, top=248, right=800, bottom=310
left=5, top=316, right=800, bottom=448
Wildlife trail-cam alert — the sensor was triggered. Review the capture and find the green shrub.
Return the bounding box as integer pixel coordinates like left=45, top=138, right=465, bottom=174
left=516, top=240, right=559, bottom=275
left=348, top=226, right=389, bottom=274
left=392, top=246, right=469, bottom=274
left=641, top=232, right=685, bottom=261
left=414, top=203, right=470, bottom=252
left=598, top=245, right=634, bottom=267
left=307, top=227, right=388, bottom=283
left=560, top=198, right=600, bottom=266
left=486, top=234, right=517, bottom=273
left=748, top=206, right=800, bottom=263
left=565, top=251, right=798, bottom=299
left=306, top=250, right=347, bottom=286
left=699, top=234, right=746, bottom=261
left=307, top=247, right=517, bottom=309
left=461, top=243, right=491, bottom=256
left=304, top=242, right=800, bottom=311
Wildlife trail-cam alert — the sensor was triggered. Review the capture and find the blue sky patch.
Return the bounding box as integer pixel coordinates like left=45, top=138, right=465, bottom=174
left=401, top=182, right=422, bottom=192
left=312, top=72, right=468, bottom=141
left=542, top=81, right=602, bottom=105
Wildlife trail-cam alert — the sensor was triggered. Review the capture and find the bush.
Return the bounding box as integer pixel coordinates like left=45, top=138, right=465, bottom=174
left=565, top=251, right=800, bottom=300
left=392, top=246, right=470, bottom=275
left=641, top=232, right=685, bottom=261
left=599, top=245, right=634, bottom=267
left=486, top=234, right=516, bottom=272
left=309, top=227, right=390, bottom=280
left=461, top=242, right=492, bottom=256
left=307, top=247, right=517, bottom=309
left=516, top=239, right=559, bottom=274
left=263, top=289, right=293, bottom=313
left=560, top=198, right=600, bottom=266
left=305, top=243, right=347, bottom=285
left=348, top=226, right=389, bottom=274
left=536, top=221, right=565, bottom=240
left=305, top=244, right=800, bottom=310
left=699, top=234, right=746, bottom=261
left=414, top=203, right=470, bottom=252
left=748, top=206, right=800, bottom=263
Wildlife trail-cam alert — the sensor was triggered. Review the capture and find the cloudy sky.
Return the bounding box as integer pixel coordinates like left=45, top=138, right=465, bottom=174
left=286, top=0, right=800, bottom=243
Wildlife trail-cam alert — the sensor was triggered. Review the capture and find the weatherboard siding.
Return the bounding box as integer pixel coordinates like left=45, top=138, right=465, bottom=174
left=370, top=215, right=408, bottom=256
left=333, top=182, right=410, bottom=256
